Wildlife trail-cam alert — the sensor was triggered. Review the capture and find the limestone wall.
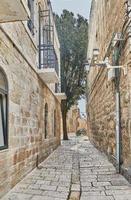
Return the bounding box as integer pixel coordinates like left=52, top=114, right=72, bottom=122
left=67, top=105, right=80, bottom=134
left=0, top=0, right=62, bottom=197
left=87, top=0, right=131, bottom=170
left=77, top=117, right=87, bottom=132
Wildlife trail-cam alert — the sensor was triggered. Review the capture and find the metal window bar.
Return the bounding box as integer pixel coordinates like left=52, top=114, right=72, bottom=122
left=54, top=109, right=56, bottom=137
left=0, top=93, right=7, bottom=150
left=27, top=0, right=35, bottom=35
left=27, top=19, right=35, bottom=35
left=39, top=8, right=59, bottom=75
left=45, top=103, right=48, bottom=139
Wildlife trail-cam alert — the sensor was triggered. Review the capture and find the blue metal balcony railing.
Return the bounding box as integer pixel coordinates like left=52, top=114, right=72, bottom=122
left=38, top=8, right=59, bottom=76
left=39, top=43, right=59, bottom=76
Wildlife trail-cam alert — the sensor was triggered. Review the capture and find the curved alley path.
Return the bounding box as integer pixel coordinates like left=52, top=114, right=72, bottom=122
left=2, top=135, right=131, bottom=200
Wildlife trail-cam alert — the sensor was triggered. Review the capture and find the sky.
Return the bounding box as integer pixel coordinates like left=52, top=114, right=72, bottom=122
left=51, top=0, right=92, bottom=114
left=51, top=0, right=92, bottom=19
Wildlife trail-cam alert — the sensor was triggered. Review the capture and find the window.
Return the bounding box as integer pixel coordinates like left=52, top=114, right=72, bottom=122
left=45, top=103, right=48, bottom=139
left=54, top=109, right=56, bottom=137
left=0, top=69, right=8, bottom=150
left=27, top=0, right=34, bottom=35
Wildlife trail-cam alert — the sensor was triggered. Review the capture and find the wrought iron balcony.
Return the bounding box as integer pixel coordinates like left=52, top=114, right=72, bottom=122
left=38, top=43, right=59, bottom=84
left=0, top=0, right=30, bottom=23
left=38, top=8, right=59, bottom=84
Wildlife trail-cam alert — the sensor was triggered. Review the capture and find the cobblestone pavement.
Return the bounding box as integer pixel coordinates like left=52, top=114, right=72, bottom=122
left=2, top=135, right=131, bottom=200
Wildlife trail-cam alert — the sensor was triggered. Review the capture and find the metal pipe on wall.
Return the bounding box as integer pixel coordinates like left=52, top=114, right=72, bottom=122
left=115, top=88, right=121, bottom=173
left=114, top=47, right=122, bottom=173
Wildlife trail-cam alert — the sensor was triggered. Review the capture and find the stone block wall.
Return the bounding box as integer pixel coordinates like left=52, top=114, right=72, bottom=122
left=0, top=0, right=62, bottom=197
left=77, top=117, right=87, bottom=132
left=67, top=105, right=80, bottom=133
left=87, top=0, right=131, bottom=175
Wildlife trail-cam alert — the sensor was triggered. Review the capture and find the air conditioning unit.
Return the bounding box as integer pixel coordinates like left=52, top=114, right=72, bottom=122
left=108, top=68, right=116, bottom=81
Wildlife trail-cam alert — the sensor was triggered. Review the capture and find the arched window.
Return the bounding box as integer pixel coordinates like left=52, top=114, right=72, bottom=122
left=54, top=109, right=56, bottom=137
left=0, top=69, right=8, bottom=149
left=45, top=103, right=48, bottom=139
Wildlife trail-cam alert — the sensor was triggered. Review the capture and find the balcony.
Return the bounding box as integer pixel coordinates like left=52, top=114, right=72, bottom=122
left=38, top=8, right=59, bottom=84
left=38, top=44, right=59, bottom=84
left=55, top=84, right=67, bottom=102
left=0, top=0, right=30, bottom=23
left=38, top=68, right=59, bottom=84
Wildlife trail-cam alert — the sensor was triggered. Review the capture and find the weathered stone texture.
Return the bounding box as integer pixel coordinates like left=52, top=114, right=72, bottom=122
left=88, top=70, right=116, bottom=155
left=67, top=105, right=80, bottom=133
left=2, top=135, right=131, bottom=200
left=0, top=19, right=61, bottom=198
left=67, top=105, right=87, bottom=134
left=87, top=0, right=131, bottom=176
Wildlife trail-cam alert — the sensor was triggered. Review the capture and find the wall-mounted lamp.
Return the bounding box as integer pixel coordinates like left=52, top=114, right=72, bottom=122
left=84, top=57, right=108, bottom=73
left=93, top=48, right=99, bottom=62
left=85, top=56, right=125, bottom=71
left=84, top=61, right=90, bottom=72
left=93, top=48, right=99, bottom=56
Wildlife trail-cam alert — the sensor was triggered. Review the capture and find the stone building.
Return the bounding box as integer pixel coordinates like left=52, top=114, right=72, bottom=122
left=67, top=105, right=87, bottom=134
left=87, top=0, right=131, bottom=179
left=0, top=0, right=65, bottom=197
left=77, top=116, right=87, bottom=132
left=67, top=105, right=80, bottom=133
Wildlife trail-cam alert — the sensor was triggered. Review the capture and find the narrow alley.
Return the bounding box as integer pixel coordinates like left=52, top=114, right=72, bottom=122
left=1, top=0, right=131, bottom=199
left=2, top=135, right=131, bottom=200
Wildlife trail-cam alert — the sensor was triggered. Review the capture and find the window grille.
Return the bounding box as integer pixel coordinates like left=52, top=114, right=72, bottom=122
left=27, top=0, right=35, bottom=35
left=45, top=103, right=48, bottom=139
left=39, top=8, right=59, bottom=75
left=0, top=70, right=8, bottom=150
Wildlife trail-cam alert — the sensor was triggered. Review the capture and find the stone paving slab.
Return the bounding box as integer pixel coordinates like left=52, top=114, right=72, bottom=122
left=1, top=135, right=131, bottom=200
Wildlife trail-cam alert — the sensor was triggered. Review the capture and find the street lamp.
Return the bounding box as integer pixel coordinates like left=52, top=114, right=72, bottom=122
left=84, top=61, right=90, bottom=72
left=93, top=48, right=99, bottom=62
left=84, top=57, right=108, bottom=73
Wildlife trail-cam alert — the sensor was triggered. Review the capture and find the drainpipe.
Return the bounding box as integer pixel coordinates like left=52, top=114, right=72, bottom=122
left=115, top=0, right=131, bottom=173
left=115, top=68, right=121, bottom=173
left=115, top=81, right=121, bottom=173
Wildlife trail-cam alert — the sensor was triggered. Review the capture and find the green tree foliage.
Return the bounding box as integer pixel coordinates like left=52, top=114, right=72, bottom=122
left=54, top=10, right=88, bottom=139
